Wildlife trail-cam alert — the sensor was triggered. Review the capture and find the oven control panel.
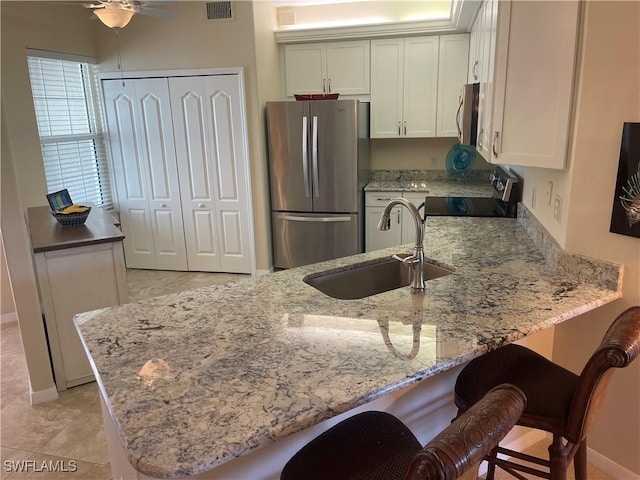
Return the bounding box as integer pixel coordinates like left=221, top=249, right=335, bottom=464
left=490, top=166, right=520, bottom=203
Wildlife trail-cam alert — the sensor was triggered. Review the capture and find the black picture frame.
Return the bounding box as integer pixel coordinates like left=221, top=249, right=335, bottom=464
left=610, top=122, right=640, bottom=238
left=46, top=189, right=73, bottom=212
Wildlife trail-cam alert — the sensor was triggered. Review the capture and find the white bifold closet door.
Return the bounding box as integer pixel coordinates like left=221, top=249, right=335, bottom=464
left=103, top=78, right=188, bottom=270
left=168, top=75, right=251, bottom=273
left=103, top=74, right=251, bottom=273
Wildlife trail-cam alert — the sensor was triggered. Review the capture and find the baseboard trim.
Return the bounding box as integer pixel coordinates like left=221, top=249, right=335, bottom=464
left=588, top=447, right=640, bottom=480
left=30, top=384, right=59, bottom=405
left=1, top=312, right=17, bottom=325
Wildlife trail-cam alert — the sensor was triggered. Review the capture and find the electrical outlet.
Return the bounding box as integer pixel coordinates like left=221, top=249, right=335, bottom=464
left=546, top=181, right=554, bottom=205
left=553, top=195, right=562, bottom=222
left=531, top=188, right=537, bottom=209
left=430, top=155, right=438, bottom=167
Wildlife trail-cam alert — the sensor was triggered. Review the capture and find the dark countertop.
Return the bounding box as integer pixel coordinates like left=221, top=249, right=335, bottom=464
left=28, top=206, right=124, bottom=253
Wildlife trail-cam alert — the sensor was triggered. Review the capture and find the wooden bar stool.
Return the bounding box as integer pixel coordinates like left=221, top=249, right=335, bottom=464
left=280, top=384, right=526, bottom=480
left=453, top=306, right=640, bottom=480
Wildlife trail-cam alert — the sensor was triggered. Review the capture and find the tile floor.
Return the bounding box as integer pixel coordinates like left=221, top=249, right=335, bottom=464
left=0, top=269, right=616, bottom=480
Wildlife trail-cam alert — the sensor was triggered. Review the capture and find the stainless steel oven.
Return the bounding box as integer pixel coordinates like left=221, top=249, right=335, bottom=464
left=424, top=166, right=521, bottom=219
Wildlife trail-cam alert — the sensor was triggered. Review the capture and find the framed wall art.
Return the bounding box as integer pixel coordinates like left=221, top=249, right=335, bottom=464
left=610, top=122, right=640, bottom=238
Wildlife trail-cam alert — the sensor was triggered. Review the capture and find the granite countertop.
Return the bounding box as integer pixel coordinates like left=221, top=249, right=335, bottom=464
left=74, top=206, right=622, bottom=479
left=28, top=206, right=124, bottom=253
left=364, top=169, right=495, bottom=197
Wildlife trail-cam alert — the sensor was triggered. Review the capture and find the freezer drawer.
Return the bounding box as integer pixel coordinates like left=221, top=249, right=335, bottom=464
left=272, top=212, right=359, bottom=269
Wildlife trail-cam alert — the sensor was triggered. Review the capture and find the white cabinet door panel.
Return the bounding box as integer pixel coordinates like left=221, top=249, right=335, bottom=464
left=491, top=0, right=579, bottom=168
left=403, top=36, right=439, bottom=138
left=193, top=210, right=218, bottom=255
left=103, top=78, right=187, bottom=270
left=137, top=87, right=187, bottom=270
left=365, top=206, right=402, bottom=252
left=170, top=75, right=251, bottom=273
left=170, top=80, right=221, bottom=271
left=206, top=76, right=252, bottom=272
left=326, top=41, right=370, bottom=95
left=284, top=44, right=326, bottom=96
left=127, top=208, right=155, bottom=261
left=370, top=39, right=404, bottom=138
left=437, top=34, right=470, bottom=137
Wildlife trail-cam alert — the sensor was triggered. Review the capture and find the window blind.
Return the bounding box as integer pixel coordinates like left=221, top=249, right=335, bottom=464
left=27, top=56, right=113, bottom=210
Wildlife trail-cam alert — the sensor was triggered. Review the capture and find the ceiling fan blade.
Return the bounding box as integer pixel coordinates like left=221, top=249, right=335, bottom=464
left=134, top=7, right=171, bottom=17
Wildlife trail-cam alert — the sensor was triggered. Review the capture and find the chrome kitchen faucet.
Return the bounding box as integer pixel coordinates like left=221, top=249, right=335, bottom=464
left=377, top=198, right=426, bottom=293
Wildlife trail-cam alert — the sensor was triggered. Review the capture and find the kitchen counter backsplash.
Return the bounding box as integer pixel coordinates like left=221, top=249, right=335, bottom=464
left=517, top=204, right=621, bottom=292
left=366, top=169, right=495, bottom=197
left=371, top=169, right=492, bottom=182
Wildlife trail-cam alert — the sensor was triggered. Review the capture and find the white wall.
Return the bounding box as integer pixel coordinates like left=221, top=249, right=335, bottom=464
left=94, top=1, right=272, bottom=272
left=276, top=1, right=451, bottom=29
left=0, top=1, right=99, bottom=403
left=371, top=137, right=492, bottom=171
left=252, top=0, right=284, bottom=272
left=1, top=104, right=57, bottom=402
left=1, top=239, right=16, bottom=319
left=516, top=2, right=640, bottom=474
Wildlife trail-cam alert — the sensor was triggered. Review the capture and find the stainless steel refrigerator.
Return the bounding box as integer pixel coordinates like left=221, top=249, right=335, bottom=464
left=266, top=100, right=370, bottom=269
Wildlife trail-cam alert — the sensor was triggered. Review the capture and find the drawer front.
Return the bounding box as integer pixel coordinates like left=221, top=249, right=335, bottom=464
left=365, top=192, right=403, bottom=207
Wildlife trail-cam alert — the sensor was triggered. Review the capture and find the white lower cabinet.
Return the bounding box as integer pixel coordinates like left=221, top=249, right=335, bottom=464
left=36, top=242, right=128, bottom=391
left=365, top=192, right=426, bottom=252
left=103, top=73, right=252, bottom=273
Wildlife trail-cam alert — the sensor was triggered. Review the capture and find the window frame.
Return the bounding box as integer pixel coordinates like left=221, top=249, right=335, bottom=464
left=26, top=49, right=114, bottom=211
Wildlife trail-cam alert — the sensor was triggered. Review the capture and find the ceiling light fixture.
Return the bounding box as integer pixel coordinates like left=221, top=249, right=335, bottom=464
left=94, top=8, right=134, bottom=29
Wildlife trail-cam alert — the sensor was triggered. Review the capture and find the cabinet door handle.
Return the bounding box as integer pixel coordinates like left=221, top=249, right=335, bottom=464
left=322, top=78, right=326, bottom=94
left=161, top=204, right=167, bottom=208
left=492, top=131, right=500, bottom=158
left=398, top=121, right=401, bottom=136
left=328, top=78, right=331, bottom=93
left=473, top=60, right=479, bottom=81
left=397, top=210, right=401, bottom=224
left=198, top=203, right=206, bottom=208
left=404, top=121, right=407, bottom=136
left=477, top=128, right=484, bottom=149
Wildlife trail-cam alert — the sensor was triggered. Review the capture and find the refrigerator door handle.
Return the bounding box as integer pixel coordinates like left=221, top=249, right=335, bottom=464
left=281, top=215, right=352, bottom=223
left=311, top=115, right=319, bottom=198
left=302, top=116, right=311, bottom=198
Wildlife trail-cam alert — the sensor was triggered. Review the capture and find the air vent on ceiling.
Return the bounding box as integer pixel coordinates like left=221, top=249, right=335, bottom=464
left=206, top=1, right=234, bottom=21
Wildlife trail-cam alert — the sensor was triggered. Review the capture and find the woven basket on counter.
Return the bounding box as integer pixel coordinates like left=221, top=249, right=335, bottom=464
left=51, top=207, right=91, bottom=227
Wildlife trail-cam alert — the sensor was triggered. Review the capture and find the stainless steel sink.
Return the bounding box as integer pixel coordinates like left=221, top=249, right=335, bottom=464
left=303, top=254, right=453, bottom=300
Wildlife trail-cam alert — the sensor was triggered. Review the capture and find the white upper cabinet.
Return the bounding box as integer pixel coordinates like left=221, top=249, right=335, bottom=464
left=371, top=34, right=469, bottom=139
left=490, top=0, right=581, bottom=169
left=284, top=40, right=370, bottom=96
left=436, top=34, right=471, bottom=137
left=371, top=36, right=439, bottom=138
left=469, top=0, right=498, bottom=162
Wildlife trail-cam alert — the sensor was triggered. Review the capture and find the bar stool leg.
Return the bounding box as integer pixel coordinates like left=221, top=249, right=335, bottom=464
left=485, top=446, right=498, bottom=480
left=549, top=435, right=569, bottom=480
left=573, top=440, right=588, bottom=480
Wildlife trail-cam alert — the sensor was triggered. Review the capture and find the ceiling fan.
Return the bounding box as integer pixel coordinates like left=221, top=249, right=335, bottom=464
left=84, top=0, right=167, bottom=29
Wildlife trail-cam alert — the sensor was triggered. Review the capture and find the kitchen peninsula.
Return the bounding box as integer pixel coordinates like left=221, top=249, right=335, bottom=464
left=75, top=205, right=622, bottom=480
